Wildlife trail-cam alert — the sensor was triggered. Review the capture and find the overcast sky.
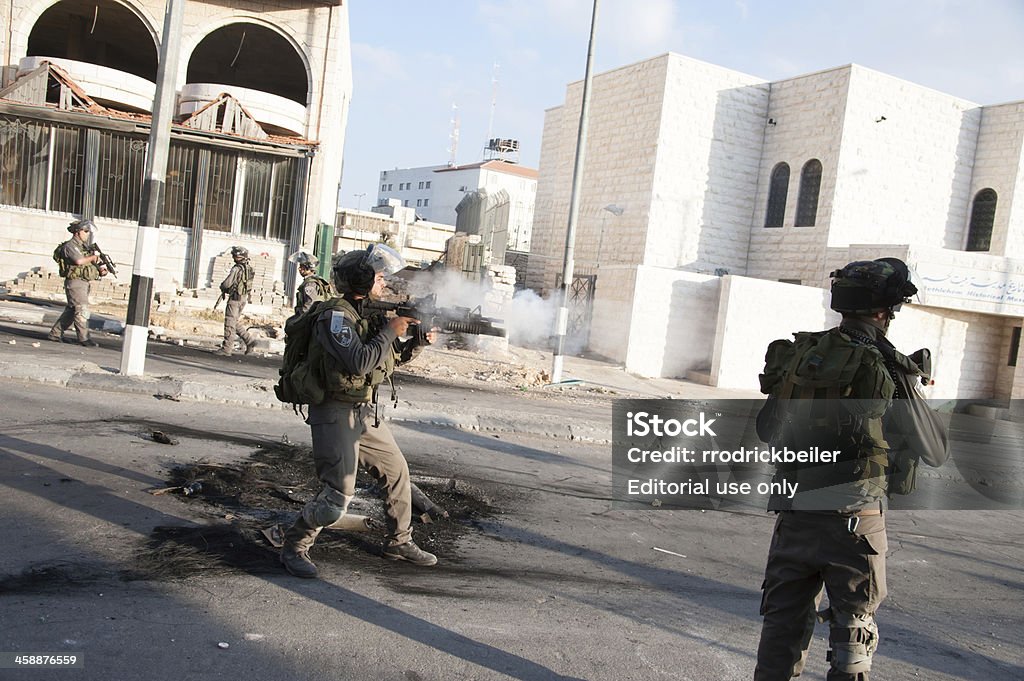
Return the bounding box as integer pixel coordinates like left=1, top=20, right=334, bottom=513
left=338, top=0, right=1024, bottom=210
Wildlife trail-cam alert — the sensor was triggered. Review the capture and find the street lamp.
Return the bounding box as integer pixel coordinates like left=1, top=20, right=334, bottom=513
left=354, top=193, right=366, bottom=211
left=596, top=203, right=624, bottom=269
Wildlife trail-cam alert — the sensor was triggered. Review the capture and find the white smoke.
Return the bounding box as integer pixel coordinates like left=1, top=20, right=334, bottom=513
left=402, top=268, right=561, bottom=348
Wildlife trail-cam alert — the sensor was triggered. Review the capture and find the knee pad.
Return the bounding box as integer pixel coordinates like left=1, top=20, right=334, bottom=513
left=302, top=485, right=353, bottom=529
left=823, top=608, right=878, bottom=675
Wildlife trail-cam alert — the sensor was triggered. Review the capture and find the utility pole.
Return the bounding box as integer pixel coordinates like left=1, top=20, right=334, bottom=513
left=120, top=0, right=184, bottom=376
left=551, top=0, right=600, bottom=384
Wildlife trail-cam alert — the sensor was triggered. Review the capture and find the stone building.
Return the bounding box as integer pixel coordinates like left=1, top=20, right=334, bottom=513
left=0, top=0, right=352, bottom=298
left=528, top=52, right=1024, bottom=400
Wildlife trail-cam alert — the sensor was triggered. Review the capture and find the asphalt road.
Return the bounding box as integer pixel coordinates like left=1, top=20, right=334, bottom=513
left=1, top=381, right=1022, bottom=680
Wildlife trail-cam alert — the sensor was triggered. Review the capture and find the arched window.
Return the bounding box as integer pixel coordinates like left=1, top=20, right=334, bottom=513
left=764, top=163, right=789, bottom=228
left=795, top=159, right=822, bottom=227
left=966, top=188, right=997, bottom=251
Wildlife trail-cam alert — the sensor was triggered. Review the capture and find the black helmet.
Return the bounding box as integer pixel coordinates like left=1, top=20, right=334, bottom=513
left=231, top=246, right=249, bottom=259
left=68, top=219, right=95, bottom=234
left=829, top=258, right=918, bottom=314
left=331, top=243, right=405, bottom=296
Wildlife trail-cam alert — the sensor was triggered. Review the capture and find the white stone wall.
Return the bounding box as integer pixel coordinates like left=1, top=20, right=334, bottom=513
left=528, top=56, right=673, bottom=294
left=830, top=66, right=979, bottom=252
left=711, top=276, right=838, bottom=390
left=973, top=102, right=1024, bottom=257
left=648, top=55, right=768, bottom=275
left=624, top=266, right=720, bottom=378
left=746, top=67, right=851, bottom=285
left=585, top=264, right=637, bottom=363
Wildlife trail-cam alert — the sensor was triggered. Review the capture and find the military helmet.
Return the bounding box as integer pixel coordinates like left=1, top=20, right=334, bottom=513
left=331, top=243, right=405, bottom=295
left=231, top=245, right=249, bottom=259
left=829, top=257, right=918, bottom=314
left=288, top=251, right=319, bottom=270
left=68, top=218, right=95, bottom=234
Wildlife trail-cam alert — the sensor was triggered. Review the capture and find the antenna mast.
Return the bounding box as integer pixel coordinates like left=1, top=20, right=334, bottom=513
left=447, top=103, right=460, bottom=167
left=486, top=62, right=499, bottom=149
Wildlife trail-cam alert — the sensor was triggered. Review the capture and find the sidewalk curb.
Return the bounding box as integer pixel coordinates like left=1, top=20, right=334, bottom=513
left=0, top=359, right=614, bottom=443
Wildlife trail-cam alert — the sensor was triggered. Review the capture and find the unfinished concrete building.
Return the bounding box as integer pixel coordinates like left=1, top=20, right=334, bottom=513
left=0, top=0, right=352, bottom=298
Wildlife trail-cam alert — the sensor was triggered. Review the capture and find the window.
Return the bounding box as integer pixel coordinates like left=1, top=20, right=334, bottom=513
left=403, top=199, right=409, bottom=207
left=795, top=159, right=822, bottom=227
left=425, top=181, right=431, bottom=189
left=204, top=149, right=237, bottom=233
left=1010, top=327, right=1022, bottom=367
left=96, top=131, right=147, bottom=221
left=764, top=163, right=789, bottom=228
left=416, top=199, right=422, bottom=207
left=387, top=183, right=393, bottom=191
left=381, top=184, right=386, bottom=191
left=0, top=119, right=88, bottom=214
left=418, top=181, right=424, bottom=189
left=966, top=188, right=997, bottom=251
left=163, top=143, right=198, bottom=228
left=423, top=198, right=429, bottom=206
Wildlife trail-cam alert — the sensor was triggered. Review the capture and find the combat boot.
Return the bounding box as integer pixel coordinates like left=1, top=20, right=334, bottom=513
left=280, top=517, right=321, bottom=578
left=382, top=540, right=438, bottom=566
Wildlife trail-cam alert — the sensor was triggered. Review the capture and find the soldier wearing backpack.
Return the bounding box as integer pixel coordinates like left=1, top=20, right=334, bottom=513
left=753, top=258, right=947, bottom=681
left=47, top=219, right=102, bottom=347
left=287, top=250, right=332, bottom=319
left=279, top=243, right=438, bottom=578
left=215, top=246, right=257, bottom=357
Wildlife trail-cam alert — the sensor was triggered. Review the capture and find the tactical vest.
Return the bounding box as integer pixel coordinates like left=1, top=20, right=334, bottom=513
left=295, top=275, right=332, bottom=315
left=276, top=297, right=395, bottom=406
left=758, top=328, right=896, bottom=510
left=231, top=263, right=254, bottom=300
left=53, top=241, right=99, bottom=281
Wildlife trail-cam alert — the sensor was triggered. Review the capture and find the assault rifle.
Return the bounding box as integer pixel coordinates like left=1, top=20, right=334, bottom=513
left=86, top=243, right=117, bottom=278
left=364, top=293, right=506, bottom=343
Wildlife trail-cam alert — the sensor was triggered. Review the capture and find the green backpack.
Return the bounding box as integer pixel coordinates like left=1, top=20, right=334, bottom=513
left=53, top=243, right=69, bottom=277
left=758, top=328, right=912, bottom=496
left=274, top=300, right=329, bottom=407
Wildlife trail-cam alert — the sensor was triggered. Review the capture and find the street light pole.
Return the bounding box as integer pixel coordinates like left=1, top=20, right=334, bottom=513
left=354, top=192, right=366, bottom=211
left=596, top=203, right=624, bottom=270
left=551, top=0, right=600, bottom=384
left=119, top=0, right=184, bottom=376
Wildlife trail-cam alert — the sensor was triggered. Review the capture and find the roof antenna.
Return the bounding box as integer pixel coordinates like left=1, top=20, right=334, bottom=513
left=447, top=103, right=460, bottom=167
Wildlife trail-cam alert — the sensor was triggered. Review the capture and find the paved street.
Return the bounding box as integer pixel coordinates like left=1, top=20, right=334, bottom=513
left=1, top=358, right=1022, bottom=679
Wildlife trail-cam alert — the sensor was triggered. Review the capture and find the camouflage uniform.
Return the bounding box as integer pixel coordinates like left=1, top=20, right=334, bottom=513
left=219, top=251, right=255, bottom=355
left=753, top=258, right=941, bottom=681
left=49, top=232, right=100, bottom=344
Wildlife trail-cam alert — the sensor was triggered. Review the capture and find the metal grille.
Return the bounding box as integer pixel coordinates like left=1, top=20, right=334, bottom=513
left=268, top=157, right=297, bottom=240
left=204, top=149, right=236, bottom=232
left=239, top=155, right=271, bottom=238
left=795, top=159, right=822, bottom=227
left=0, top=116, right=49, bottom=209
left=966, top=188, right=997, bottom=252
left=50, top=124, right=86, bottom=214
left=96, top=131, right=147, bottom=221
left=567, top=274, right=596, bottom=346
left=163, top=142, right=197, bottom=228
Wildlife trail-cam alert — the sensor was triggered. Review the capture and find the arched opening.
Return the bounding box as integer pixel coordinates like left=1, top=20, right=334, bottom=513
left=764, top=162, right=789, bottom=228
left=795, top=159, right=822, bottom=227
left=966, top=188, right=997, bottom=251
left=27, top=0, right=157, bottom=82
left=187, top=23, right=308, bottom=105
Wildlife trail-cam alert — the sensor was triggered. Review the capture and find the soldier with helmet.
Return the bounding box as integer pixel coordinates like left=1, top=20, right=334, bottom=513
left=753, top=257, right=946, bottom=681
left=216, top=245, right=257, bottom=356
left=279, top=243, right=438, bottom=578
left=287, top=250, right=332, bottom=319
left=48, top=219, right=102, bottom=347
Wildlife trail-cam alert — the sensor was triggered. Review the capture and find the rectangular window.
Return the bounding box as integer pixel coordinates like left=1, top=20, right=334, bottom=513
left=96, top=131, right=147, bottom=221
left=204, top=149, right=237, bottom=233
left=425, top=181, right=431, bottom=189
left=418, top=181, right=424, bottom=189
left=267, top=157, right=297, bottom=241
left=1010, top=326, right=1021, bottom=367
left=416, top=198, right=422, bottom=207
left=0, top=116, right=49, bottom=210
left=423, top=198, right=429, bottom=206
left=50, top=124, right=85, bottom=214
left=403, top=199, right=409, bottom=207
left=387, top=183, right=393, bottom=191
left=163, top=142, right=197, bottom=229
left=239, top=156, right=272, bottom=238
left=381, top=184, right=386, bottom=191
